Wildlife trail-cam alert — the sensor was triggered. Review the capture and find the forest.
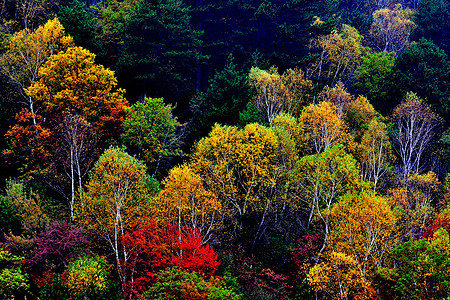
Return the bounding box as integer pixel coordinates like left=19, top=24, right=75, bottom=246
left=0, top=0, right=450, bottom=299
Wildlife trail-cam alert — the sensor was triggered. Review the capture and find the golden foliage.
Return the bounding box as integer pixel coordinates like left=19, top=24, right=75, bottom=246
left=157, top=164, right=221, bottom=243
left=299, top=101, right=353, bottom=154
left=369, top=4, right=416, bottom=53
left=249, top=67, right=312, bottom=123
left=329, top=191, right=397, bottom=283
left=308, top=251, right=369, bottom=300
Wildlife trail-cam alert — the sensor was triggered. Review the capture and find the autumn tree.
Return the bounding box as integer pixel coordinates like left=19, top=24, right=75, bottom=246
left=329, top=191, right=397, bottom=286
left=249, top=66, right=312, bottom=123
left=369, top=4, right=416, bottom=53
left=308, top=24, right=367, bottom=84
left=157, top=164, right=220, bottom=243
left=392, top=93, right=439, bottom=177
left=292, top=145, right=363, bottom=260
left=307, top=251, right=368, bottom=300
left=121, top=217, right=219, bottom=297
left=25, top=46, right=129, bottom=139
left=357, top=119, right=394, bottom=190
left=318, top=82, right=354, bottom=116
left=56, top=112, right=97, bottom=220
left=299, top=101, right=352, bottom=154
left=75, top=147, right=152, bottom=287
left=121, top=97, right=181, bottom=176
left=190, top=124, right=282, bottom=239
left=0, top=18, right=73, bottom=128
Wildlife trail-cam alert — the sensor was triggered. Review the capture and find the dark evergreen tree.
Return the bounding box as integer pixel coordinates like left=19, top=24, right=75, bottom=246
left=58, top=0, right=102, bottom=56
left=117, top=0, right=205, bottom=109
left=413, top=0, right=450, bottom=55
left=385, top=38, right=450, bottom=118
left=190, top=55, right=253, bottom=140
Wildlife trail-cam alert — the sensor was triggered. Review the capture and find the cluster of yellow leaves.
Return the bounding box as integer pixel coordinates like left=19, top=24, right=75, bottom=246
left=191, top=124, right=279, bottom=219
left=307, top=251, right=369, bottom=300
left=357, top=119, right=394, bottom=190
left=309, top=24, right=368, bottom=84
left=329, top=191, right=397, bottom=282
left=0, top=18, right=73, bottom=115
left=66, top=256, right=108, bottom=297
left=249, top=67, right=312, bottom=123
left=157, top=164, right=220, bottom=243
left=26, top=46, right=128, bottom=126
left=299, top=101, right=353, bottom=154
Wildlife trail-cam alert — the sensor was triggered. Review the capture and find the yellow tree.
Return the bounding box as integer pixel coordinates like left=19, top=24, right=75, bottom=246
left=271, top=112, right=307, bottom=155
left=249, top=67, right=312, bottom=124
left=25, top=46, right=128, bottom=136
left=329, top=191, right=397, bottom=286
left=319, top=82, right=354, bottom=116
left=369, top=4, right=416, bottom=53
left=309, top=24, right=367, bottom=84
left=299, top=101, right=352, bottom=154
left=307, top=251, right=369, bottom=300
left=75, top=147, right=152, bottom=287
left=190, top=124, right=280, bottom=236
left=157, top=164, right=221, bottom=243
left=0, top=18, right=73, bottom=127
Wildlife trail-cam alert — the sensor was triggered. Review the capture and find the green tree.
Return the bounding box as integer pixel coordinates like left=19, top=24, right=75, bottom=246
left=190, top=55, right=253, bottom=138
left=353, top=51, right=395, bottom=109
left=413, top=0, right=450, bottom=55
left=58, top=0, right=102, bottom=54
left=386, top=38, right=450, bottom=116
left=0, top=247, right=29, bottom=299
left=121, top=97, right=181, bottom=176
left=380, top=228, right=450, bottom=299
left=143, top=267, right=241, bottom=300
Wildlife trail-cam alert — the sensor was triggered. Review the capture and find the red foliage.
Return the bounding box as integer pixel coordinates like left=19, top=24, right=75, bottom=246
left=3, top=109, right=54, bottom=176
left=121, top=217, right=219, bottom=297
left=31, top=270, right=54, bottom=289
left=290, top=234, right=323, bottom=285
left=424, top=209, right=450, bottom=238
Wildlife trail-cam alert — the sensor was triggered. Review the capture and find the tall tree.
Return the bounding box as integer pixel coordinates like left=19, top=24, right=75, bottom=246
left=55, top=112, right=97, bottom=220
left=0, top=18, right=73, bottom=128
left=392, top=93, right=439, bottom=177
left=75, top=147, right=153, bottom=288
left=292, top=145, right=363, bottom=260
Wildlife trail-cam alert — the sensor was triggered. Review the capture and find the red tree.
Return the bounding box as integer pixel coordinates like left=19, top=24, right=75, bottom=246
left=121, top=217, right=219, bottom=297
